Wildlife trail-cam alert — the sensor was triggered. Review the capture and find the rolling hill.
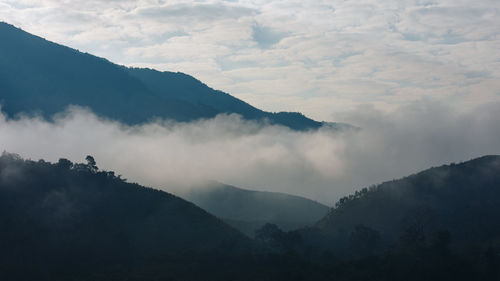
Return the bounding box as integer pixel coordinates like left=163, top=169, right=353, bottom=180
left=0, top=22, right=326, bottom=130
left=179, top=183, right=330, bottom=236
left=0, top=152, right=250, bottom=280
left=300, top=155, right=500, bottom=259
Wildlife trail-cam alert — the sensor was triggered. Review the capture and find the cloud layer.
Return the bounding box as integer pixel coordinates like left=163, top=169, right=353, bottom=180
left=1, top=0, right=499, bottom=121
left=1, top=100, right=499, bottom=205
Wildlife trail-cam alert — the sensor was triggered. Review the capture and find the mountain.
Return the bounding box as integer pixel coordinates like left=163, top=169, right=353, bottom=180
left=1, top=152, right=498, bottom=280
left=0, top=153, right=250, bottom=280
left=300, top=155, right=500, bottom=259
left=125, top=67, right=325, bottom=130
left=0, top=22, right=326, bottom=130
left=179, top=183, right=330, bottom=236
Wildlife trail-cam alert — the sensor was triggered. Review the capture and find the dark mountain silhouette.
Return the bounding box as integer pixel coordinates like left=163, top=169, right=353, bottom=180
left=0, top=22, right=328, bottom=130
left=299, top=155, right=500, bottom=259
left=125, top=68, right=326, bottom=130
left=179, top=183, right=330, bottom=236
left=0, top=152, right=250, bottom=280
left=1, top=152, right=499, bottom=280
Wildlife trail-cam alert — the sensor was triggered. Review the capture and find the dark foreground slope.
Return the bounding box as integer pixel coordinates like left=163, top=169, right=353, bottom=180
left=0, top=153, right=250, bottom=280
left=0, top=22, right=324, bottom=130
left=301, top=155, right=500, bottom=259
left=1, top=153, right=499, bottom=281
left=181, top=183, right=329, bottom=236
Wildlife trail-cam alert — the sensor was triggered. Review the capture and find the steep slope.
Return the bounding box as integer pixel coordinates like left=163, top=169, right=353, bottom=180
left=0, top=153, right=250, bottom=279
left=180, top=183, right=330, bottom=236
left=0, top=23, right=211, bottom=123
left=0, top=22, right=324, bottom=130
left=126, top=67, right=324, bottom=130
left=301, top=155, right=500, bottom=258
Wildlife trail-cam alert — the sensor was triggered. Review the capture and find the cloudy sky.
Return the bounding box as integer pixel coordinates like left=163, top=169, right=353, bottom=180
left=1, top=0, right=499, bottom=122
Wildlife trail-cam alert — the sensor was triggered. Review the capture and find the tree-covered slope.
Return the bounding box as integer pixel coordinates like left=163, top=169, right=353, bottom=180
left=301, top=155, right=500, bottom=258
left=0, top=23, right=212, bottom=123
left=125, top=67, right=324, bottom=130
left=180, top=183, right=330, bottom=236
left=1, top=152, right=498, bottom=280
left=0, top=153, right=249, bottom=280
left=125, top=68, right=265, bottom=118
left=0, top=22, right=324, bottom=130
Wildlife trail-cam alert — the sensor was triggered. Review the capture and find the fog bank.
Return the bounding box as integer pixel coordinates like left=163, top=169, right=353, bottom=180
left=1, top=100, right=499, bottom=205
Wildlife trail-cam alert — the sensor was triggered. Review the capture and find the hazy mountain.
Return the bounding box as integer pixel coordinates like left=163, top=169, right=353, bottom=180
left=180, top=183, right=330, bottom=236
left=125, top=67, right=325, bottom=130
left=0, top=22, right=326, bottom=130
left=300, top=155, right=500, bottom=258
left=0, top=153, right=250, bottom=280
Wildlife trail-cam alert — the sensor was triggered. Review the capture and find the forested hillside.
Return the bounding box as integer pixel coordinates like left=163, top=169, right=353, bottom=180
left=300, top=155, right=500, bottom=259
left=0, top=22, right=326, bottom=130
left=1, top=153, right=499, bottom=280
left=0, top=153, right=249, bottom=280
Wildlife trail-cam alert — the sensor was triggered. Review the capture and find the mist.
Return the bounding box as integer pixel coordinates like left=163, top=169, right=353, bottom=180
left=1, top=100, right=499, bottom=205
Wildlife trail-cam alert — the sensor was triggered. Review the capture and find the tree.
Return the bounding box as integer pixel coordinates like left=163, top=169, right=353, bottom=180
left=85, top=155, right=98, bottom=173
left=57, top=158, right=73, bottom=170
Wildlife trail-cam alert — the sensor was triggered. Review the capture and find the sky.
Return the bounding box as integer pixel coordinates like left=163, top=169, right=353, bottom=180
left=1, top=0, right=499, bottom=122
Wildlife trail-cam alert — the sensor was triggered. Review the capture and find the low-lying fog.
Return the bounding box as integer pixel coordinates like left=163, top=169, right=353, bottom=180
left=1, top=99, right=499, bottom=205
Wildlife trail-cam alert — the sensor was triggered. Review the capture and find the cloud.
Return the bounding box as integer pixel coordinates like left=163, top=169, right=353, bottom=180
left=1, top=100, right=499, bottom=205
left=134, top=3, right=257, bottom=21
left=1, top=0, right=499, bottom=121
left=252, top=23, right=288, bottom=49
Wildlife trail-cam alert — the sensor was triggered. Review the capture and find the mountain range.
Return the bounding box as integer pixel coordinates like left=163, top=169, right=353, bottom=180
left=2, top=153, right=499, bottom=280
left=0, top=21, right=336, bottom=239
left=1, top=20, right=500, bottom=281
left=0, top=22, right=331, bottom=130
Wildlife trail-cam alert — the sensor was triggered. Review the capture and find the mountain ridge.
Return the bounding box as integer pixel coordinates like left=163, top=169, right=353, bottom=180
left=0, top=21, right=331, bottom=130
left=179, top=182, right=330, bottom=236
left=299, top=155, right=500, bottom=258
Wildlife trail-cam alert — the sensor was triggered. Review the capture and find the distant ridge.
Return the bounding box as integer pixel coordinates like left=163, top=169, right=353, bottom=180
left=180, top=182, right=330, bottom=236
left=0, top=22, right=334, bottom=130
